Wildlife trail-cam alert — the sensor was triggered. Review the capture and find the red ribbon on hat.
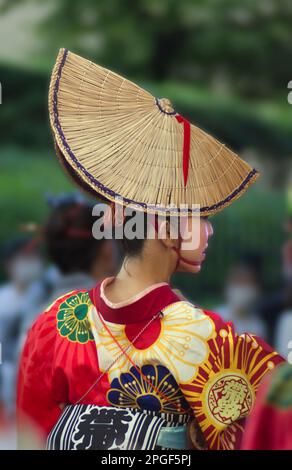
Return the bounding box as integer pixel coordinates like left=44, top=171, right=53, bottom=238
left=175, top=114, right=191, bottom=187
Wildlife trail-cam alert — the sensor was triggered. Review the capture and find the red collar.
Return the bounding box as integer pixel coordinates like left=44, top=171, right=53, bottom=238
left=89, top=277, right=180, bottom=324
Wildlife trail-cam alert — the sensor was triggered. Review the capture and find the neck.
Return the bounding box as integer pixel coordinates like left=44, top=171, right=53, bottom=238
left=103, top=245, right=176, bottom=303
left=117, top=251, right=173, bottom=289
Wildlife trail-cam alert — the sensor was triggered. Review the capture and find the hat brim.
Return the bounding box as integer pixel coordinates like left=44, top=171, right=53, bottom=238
left=49, top=49, right=259, bottom=216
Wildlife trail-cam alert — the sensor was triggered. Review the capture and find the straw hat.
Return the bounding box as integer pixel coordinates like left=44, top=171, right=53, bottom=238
left=49, top=48, right=259, bottom=216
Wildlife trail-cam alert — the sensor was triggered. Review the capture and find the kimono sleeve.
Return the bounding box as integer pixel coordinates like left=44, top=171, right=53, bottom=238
left=180, top=310, right=284, bottom=450
left=17, top=305, right=65, bottom=440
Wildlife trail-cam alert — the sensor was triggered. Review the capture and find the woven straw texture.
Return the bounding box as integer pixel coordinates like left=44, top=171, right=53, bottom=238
left=49, top=48, right=259, bottom=216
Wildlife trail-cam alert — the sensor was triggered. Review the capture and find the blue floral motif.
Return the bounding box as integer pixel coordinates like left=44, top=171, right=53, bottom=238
left=107, top=364, right=189, bottom=414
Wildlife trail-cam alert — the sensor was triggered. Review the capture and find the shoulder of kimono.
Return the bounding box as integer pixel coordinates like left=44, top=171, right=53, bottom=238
left=29, top=289, right=92, bottom=333
left=202, top=308, right=234, bottom=328
left=45, top=289, right=93, bottom=313
left=162, top=301, right=231, bottom=326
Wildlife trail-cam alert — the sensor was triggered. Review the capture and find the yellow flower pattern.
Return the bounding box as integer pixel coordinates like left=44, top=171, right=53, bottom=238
left=89, top=301, right=215, bottom=383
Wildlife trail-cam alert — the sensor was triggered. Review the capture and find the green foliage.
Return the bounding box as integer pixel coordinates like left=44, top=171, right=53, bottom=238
left=0, top=145, right=73, bottom=246
left=0, top=64, right=51, bottom=148
left=2, top=0, right=292, bottom=97
left=0, top=1, right=289, bottom=301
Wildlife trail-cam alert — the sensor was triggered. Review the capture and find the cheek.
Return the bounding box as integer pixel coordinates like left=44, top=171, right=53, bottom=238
left=186, top=223, right=208, bottom=252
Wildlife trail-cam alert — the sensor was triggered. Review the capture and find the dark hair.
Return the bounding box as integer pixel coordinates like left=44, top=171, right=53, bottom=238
left=121, top=237, right=146, bottom=258
left=45, top=201, right=105, bottom=274
left=119, top=212, right=148, bottom=258
left=119, top=212, right=176, bottom=258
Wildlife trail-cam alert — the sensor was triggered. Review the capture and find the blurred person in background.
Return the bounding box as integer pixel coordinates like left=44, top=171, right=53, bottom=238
left=44, top=198, right=117, bottom=300
left=19, top=195, right=118, bottom=338
left=216, top=254, right=267, bottom=339
left=0, top=237, right=44, bottom=419
left=276, top=311, right=292, bottom=360
left=274, top=221, right=292, bottom=358
left=242, top=363, right=292, bottom=450
left=258, top=217, right=292, bottom=346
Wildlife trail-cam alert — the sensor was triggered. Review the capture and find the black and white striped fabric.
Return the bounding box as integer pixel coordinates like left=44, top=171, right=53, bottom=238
left=47, top=405, right=189, bottom=450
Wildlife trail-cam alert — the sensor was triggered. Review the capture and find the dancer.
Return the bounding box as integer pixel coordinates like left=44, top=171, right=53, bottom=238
left=17, top=49, right=283, bottom=450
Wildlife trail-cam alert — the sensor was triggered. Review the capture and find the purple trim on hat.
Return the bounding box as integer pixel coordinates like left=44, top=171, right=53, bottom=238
left=52, top=48, right=258, bottom=215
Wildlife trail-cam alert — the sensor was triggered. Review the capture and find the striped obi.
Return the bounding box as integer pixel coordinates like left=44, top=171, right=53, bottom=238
left=47, top=404, right=190, bottom=450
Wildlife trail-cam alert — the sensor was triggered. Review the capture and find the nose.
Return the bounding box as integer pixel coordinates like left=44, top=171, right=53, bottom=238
left=207, top=220, right=214, bottom=238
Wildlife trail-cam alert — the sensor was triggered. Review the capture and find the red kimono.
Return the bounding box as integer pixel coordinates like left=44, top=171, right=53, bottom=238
left=17, top=278, right=284, bottom=450
left=242, top=363, right=292, bottom=450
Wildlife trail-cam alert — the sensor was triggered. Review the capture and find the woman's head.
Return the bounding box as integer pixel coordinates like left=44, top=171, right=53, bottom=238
left=118, top=210, right=214, bottom=275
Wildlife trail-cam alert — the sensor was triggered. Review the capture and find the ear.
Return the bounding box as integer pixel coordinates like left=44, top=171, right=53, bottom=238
left=158, top=220, right=178, bottom=249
